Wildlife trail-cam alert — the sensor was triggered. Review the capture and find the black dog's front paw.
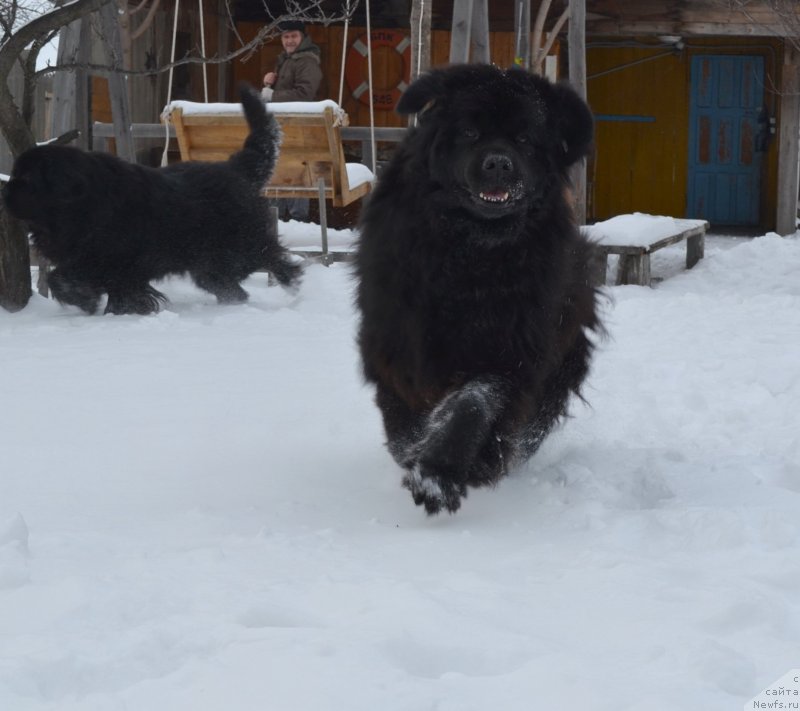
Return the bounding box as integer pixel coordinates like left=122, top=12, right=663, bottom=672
left=105, top=285, right=166, bottom=315
left=402, top=466, right=467, bottom=515
left=48, top=271, right=102, bottom=314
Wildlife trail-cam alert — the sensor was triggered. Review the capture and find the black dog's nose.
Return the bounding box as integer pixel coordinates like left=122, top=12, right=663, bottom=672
left=481, top=153, right=513, bottom=180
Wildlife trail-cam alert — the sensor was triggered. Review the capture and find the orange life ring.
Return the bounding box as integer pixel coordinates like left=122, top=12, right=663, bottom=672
left=345, top=30, right=411, bottom=110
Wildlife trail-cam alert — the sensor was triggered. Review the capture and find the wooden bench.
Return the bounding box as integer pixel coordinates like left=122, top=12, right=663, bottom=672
left=584, top=214, right=709, bottom=286
left=162, top=100, right=375, bottom=263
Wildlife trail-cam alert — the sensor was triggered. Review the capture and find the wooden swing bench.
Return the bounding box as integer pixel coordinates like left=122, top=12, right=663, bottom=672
left=163, top=100, right=374, bottom=263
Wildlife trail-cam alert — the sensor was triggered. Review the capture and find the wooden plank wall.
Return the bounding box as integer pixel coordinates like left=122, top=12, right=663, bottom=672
left=89, top=11, right=552, bottom=130
left=587, top=37, right=780, bottom=227
left=232, top=23, right=536, bottom=128
left=587, top=44, right=689, bottom=220
left=586, top=0, right=800, bottom=36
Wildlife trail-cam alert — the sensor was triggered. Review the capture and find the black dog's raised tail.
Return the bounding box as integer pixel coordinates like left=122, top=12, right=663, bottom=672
left=230, top=84, right=281, bottom=187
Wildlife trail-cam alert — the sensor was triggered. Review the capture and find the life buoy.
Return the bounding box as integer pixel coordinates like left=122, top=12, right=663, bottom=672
left=345, top=30, right=411, bottom=110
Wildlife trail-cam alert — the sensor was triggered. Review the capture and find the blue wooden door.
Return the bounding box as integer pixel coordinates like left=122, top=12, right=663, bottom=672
left=687, top=55, right=764, bottom=225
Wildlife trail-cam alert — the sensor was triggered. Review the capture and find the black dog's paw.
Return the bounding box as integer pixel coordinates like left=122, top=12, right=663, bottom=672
left=105, top=285, right=166, bottom=315
left=269, top=257, right=303, bottom=295
left=48, top=271, right=102, bottom=314
left=215, top=284, right=249, bottom=305
left=402, top=466, right=467, bottom=515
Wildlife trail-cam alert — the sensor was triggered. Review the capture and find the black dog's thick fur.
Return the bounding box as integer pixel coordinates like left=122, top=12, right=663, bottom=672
left=2, top=85, right=301, bottom=315
left=355, top=65, right=601, bottom=515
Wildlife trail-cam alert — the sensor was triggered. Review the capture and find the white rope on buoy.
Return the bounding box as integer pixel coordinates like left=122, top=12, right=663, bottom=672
left=415, top=0, right=425, bottom=78
left=365, top=0, right=376, bottom=175
left=198, top=0, right=208, bottom=102
left=338, top=0, right=351, bottom=106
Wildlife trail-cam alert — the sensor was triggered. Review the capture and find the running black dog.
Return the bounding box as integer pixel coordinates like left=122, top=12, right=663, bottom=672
left=2, top=85, right=300, bottom=315
left=355, top=65, right=601, bottom=514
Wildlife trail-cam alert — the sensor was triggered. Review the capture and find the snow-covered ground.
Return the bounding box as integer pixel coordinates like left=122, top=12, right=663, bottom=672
left=1, top=226, right=799, bottom=710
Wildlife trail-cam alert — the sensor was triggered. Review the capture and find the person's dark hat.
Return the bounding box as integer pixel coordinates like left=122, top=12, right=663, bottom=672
left=278, top=20, right=305, bottom=34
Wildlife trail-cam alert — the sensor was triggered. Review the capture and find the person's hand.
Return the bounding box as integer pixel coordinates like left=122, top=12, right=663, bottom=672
left=263, top=72, right=276, bottom=87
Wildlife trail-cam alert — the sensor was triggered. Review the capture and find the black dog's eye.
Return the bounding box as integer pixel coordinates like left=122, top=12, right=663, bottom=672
left=462, top=127, right=479, bottom=140
left=517, top=134, right=529, bottom=144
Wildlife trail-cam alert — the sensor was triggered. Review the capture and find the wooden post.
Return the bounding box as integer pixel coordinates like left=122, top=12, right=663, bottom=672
left=318, top=177, right=330, bottom=264
left=514, top=0, right=532, bottom=69
left=217, top=0, right=229, bottom=100
left=449, top=0, right=490, bottom=64
left=409, top=0, right=432, bottom=80
left=470, top=0, right=490, bottom=64
left=568, top=0, right=588, bottom=226
left=98, top=1, right=135, bottom=162
left=450, top=0, right=475, bottom=64
left=74, top=18, right=92, bottom=150
left=686, top=232, right=705, bottom=269
left=51, top=21, right=81, bottom=140
left=777, top=41, right=800, bottom=236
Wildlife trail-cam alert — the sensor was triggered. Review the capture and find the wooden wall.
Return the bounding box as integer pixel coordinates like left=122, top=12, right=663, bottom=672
left=231, top=23, right=543, bottom=127
left=89, top=16, right=552, bottom=138
left=586, top=37, right=781, bottom=227
left=587, top=44, right=689, bottom=220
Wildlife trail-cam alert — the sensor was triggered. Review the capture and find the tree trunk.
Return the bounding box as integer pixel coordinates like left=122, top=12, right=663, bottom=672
left=0, top=204, right=31, bottom=312
left=0, top=0, right=115, bottom=312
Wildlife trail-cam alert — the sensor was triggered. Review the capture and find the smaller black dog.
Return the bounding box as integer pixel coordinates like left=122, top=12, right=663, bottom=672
left=2, top=85, right=301, bottom=315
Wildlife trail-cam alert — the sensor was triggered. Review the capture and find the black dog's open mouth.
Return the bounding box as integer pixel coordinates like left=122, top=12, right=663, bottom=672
left=468, top=187, right=520, bottom=214
left=478, top=190, right=510, bottom=204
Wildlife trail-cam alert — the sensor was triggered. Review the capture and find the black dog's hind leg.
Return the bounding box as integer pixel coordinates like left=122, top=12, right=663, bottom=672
left=105, top=283, right=166, bottom=315
left=48, top=267, right=103, bottom=314
left=262, top=242, right=302, bottom=293
left=403, top=377, right=510, bottom=515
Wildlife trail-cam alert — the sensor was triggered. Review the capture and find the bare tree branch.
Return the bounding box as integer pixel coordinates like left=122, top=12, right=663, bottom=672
left=130, top=0, right=161, bottom=41
left=531, top=0, right=554, bottom=73
left=533, top=6, right=570, bottom=74
left=0, top=0, right=113, bottom=79
left=129, top=0, right=150, bottom=16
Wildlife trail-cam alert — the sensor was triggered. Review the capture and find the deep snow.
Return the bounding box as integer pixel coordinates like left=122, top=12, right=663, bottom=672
left=1, top=225, right=799, bottom=710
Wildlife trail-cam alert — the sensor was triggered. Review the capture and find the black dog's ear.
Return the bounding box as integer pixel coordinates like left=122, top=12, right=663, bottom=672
left=551, top=82, right=594, bottom=166
left=397, top=71, right=444, bottom=117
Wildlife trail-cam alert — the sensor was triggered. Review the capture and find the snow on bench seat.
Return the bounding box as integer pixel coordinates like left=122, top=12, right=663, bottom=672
left=164, top=99, right=349, bottom=125
left=584, top=213, right=709, bottom=286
